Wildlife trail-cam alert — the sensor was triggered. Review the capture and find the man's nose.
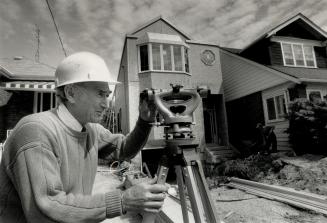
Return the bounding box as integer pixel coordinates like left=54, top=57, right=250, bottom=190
left=100, top=98, right=109, bottom=109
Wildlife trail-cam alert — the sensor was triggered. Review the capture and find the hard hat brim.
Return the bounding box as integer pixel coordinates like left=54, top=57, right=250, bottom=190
left=55, top=79, right=121, bottom=88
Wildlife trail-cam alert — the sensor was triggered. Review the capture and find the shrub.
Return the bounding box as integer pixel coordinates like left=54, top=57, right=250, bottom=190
left=286, top=98, right=327, bottom=155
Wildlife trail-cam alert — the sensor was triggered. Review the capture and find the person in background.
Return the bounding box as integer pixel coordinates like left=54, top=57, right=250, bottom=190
left=0, top=52, right=168, bottom=223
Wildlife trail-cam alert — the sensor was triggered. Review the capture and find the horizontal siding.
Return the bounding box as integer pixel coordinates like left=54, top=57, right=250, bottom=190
left=314, top=46, right=327, bottom=68
left=220, top=51, right=288, bottom=101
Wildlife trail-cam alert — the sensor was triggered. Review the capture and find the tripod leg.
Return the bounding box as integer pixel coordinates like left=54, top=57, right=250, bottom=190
left=183, top=165, right=207, bottom=222
left=175, top=165, right=190, bottom=223
left=183, top=162, right=221, bottom=223
left=194, top=160, right=220, bottom=223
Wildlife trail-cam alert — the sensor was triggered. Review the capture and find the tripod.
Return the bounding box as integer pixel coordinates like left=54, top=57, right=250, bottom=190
left=141, top=85, right=221, bottom=223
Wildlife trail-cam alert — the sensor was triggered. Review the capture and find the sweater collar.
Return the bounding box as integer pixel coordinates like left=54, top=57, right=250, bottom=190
left=57, top=103, right=83, bottom=132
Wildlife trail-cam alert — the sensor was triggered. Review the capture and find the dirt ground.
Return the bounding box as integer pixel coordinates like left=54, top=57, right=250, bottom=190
left=208, top=152, right=327, bottom=196
left=207, top=152, right=327, bottom=223
left=94, top=152, right=327, bottom=222
left=210, top=187, right=327, bottom=223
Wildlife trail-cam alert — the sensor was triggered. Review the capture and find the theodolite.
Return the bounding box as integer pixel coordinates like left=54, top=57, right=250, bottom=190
left=140, top=84, right=220, bottom=223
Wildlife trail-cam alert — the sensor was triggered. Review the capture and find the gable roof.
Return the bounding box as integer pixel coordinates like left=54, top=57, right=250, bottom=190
left=0, top=57, right=55, bottom=81
left=128, top=15, right=192, bottom=40
left=241, top=13, right=327, bottom=53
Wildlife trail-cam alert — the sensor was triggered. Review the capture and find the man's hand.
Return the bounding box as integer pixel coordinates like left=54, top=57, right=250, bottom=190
left=121, top=177, right=168, bottom=213
left=139, top=97, right=157, bottom=123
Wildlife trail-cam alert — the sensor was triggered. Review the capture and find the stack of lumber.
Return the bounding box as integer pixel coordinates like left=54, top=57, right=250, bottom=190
left=228, top=177, right=327, bottom=215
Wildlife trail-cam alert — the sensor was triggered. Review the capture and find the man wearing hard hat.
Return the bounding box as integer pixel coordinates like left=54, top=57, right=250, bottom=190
left=0, top=52, right=168, bottom=222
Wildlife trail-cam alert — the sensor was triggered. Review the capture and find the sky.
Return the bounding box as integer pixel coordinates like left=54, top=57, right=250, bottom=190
left=1, top=0, right=327, bottom=80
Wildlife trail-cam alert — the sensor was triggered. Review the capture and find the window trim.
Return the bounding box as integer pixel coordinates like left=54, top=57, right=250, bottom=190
left=137, top=42, right=190, bottom=74
left=263, top=91, right=288, bottom=123
left=280, top=42, right=317, bottom=68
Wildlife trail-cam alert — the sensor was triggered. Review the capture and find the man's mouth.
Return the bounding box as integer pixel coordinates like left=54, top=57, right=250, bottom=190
left=96, top=111, right=104, bottom=116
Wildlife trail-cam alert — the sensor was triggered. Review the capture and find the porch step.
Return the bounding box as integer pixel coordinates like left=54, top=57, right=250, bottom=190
left=203, top=144, right=236, bottom=164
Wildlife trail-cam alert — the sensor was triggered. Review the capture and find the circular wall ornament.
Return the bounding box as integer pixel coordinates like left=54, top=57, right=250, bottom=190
left=201, top=50, right=215, bottom=66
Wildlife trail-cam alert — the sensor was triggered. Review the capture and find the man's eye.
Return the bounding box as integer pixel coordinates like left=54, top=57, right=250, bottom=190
left=99, top=92, right=110, bottom=98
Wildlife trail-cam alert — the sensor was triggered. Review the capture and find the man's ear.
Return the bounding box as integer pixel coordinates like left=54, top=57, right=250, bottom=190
left=64, top=85, right=76, bottom=103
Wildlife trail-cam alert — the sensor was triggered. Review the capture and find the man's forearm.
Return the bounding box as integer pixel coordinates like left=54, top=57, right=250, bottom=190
left=119, top=117, right=152, bottom=160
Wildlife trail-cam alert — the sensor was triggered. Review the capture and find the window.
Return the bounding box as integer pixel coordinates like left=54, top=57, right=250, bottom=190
left=152, top=43, right=161, bottom=70
left=306, top=89, right=323, bottom=102
left=281, top=43, right=294, bottom=66
left=139, top=45, right=149, bottom=71
left=281, top=42, right=316, bottom=68
left=173, top=45, right=183, bottom=71
left=138, top=43, right=189, bottom=73
left=265, top=94, right=287, bottom=121
left=303, top=46, right=315, bottom=67
left=162, top=44, right=172, bottom=70
left=34, top=92, right=56, bottom=113
left=185, top=48, right=189, bottom=73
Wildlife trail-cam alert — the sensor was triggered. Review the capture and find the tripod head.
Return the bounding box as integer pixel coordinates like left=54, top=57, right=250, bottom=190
left=140, top=84, right=201, bottom=142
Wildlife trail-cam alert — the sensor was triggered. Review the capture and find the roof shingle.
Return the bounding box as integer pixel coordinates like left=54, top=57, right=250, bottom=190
left=0, top=57, right=55, bottom=81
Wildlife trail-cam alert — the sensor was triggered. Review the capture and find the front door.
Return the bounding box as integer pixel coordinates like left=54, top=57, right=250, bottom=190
left=203, top=99, right=219, bottom=144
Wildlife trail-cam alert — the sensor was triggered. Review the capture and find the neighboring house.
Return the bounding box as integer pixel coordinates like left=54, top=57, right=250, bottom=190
left=221, top=13, right=327, bottom=151
left=114, top=16, right=231, bottom=168
left=0, top=57, right=56, bottom=142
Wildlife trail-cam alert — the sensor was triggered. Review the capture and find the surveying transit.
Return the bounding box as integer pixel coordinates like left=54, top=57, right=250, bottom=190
left=140, top=84, right=220, bottom=223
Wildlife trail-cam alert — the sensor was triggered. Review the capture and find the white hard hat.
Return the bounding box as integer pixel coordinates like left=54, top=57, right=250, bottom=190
left=55, top=52, right=119, bottom=87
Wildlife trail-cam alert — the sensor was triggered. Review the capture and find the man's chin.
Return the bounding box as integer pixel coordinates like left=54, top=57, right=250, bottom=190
left=90, top=115, right=103, bottom=123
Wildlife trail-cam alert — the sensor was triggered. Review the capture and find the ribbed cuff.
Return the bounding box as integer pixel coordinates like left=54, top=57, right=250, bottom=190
left=105, top=190, right=123, bottom=218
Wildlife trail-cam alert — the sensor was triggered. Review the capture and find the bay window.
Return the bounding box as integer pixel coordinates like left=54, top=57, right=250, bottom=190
left=137, top=33, right=189, bottom=73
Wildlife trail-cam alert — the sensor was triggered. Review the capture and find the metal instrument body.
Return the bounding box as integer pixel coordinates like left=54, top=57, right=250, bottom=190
left=141, top=84, right=220, bottom=223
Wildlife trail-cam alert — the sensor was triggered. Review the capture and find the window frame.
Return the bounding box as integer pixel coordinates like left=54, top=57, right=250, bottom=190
left=137, top=42, right=190, bottom=74
left=280, top=42, right=317, bottom=68
left=263, top=91, right=288, bottom=123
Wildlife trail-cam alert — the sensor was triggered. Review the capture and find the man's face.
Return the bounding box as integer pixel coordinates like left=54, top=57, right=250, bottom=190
left=72, top=82, right=111, bottom=124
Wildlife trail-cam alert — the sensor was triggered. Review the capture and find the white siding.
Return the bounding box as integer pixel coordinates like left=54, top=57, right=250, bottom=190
left=220, top=50, right=289, bottom=101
